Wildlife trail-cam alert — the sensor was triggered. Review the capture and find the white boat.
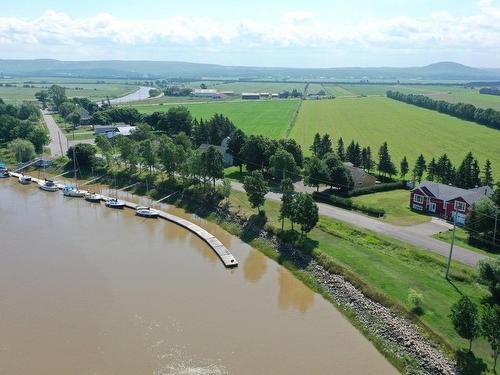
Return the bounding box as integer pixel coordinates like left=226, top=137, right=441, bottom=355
left=85, top=192, right=102, bottom=203
left=0, top=168, right=10, bottom=178
left=39, top=179, right=58, bottom=192
left=105, top=198, right=125, bottom=209
left=18, top=175, right=32, bottom=184
left=136, top=206, right=159, bottom=218
left=63, top=185, right=85, bottom=197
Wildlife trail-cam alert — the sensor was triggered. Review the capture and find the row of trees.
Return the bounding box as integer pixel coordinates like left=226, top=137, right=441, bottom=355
left=479, top=87, right=500, bottom=96
left=387, top=90, right=500, bottom=130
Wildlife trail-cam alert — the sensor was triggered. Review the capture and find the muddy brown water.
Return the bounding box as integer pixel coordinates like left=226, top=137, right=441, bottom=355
left=0, top=179, right=398, bottom=375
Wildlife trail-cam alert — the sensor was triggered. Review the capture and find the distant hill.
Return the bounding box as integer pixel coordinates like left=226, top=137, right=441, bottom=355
left=0, top=59, right=499, bottom=81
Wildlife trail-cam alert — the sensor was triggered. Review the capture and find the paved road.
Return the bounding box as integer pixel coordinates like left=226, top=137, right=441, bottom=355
left=42, top=111, right=68, bottom=157
left=229, top=180, right=489, bottom=267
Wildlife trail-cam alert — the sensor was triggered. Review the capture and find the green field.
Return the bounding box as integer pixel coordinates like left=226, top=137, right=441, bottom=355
left=291, top=97, right=500, bottom=178
left=322, top=84, right=357, bottom=97
left=132, top=100, right=300, bottom=138
left=351, top=189, right=431, bottom=226
left=206, top=81, right=306, bottom=94
left=0, top=82, right=136, bottom=104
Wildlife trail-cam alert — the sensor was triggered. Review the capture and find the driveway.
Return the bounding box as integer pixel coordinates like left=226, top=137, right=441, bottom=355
left=228, top=180, right=489, bottom=267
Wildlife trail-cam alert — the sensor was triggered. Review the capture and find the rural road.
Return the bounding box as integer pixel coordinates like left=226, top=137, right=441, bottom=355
left=42, top=110, right=68, bottom=157
left=228, top=180, right=489, bottom=267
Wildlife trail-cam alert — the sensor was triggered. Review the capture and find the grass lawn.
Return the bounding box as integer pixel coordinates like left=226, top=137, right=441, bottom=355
left=351, top=189, right=431, bottom=226
left=290, top=97, right=500, bottom=179
left=433, top=227, right=500, bottom=259
left=132, top=100, right=301, bottom=138
left=228, top=189, right=496, bottom=372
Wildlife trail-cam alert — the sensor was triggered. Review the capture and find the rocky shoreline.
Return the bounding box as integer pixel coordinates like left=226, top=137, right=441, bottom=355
left=214, top=207, right=456, bottom=375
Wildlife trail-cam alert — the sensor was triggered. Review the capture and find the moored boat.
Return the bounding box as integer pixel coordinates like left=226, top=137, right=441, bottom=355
left=85, top=192, right=102, bottom=203
left=18, top=174, right=32, bottom=184
left=105, top=198, right=125, bottom=209
left=0, top=169, right=10, bottom=178
left=63, top=184, right=86, bottom=197
left=135, top=206, right=159, bottom=218
left=39, top=179, right=58, bottom=192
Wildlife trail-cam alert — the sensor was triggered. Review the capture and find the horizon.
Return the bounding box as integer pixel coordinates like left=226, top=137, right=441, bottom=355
left=1, top=0, right=499, bottom=67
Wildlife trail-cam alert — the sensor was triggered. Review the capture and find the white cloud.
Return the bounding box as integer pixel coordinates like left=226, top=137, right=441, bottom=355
left=0, top=2, right=499, bottom=65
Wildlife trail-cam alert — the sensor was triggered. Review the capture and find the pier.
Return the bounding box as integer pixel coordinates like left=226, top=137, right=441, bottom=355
left=8, top=172, right=238, bottom=268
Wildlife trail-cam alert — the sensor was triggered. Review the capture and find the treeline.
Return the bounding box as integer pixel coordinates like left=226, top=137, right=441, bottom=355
left=386, top=90, right=500, bottom=130
left=0, top=98, right=49, bottom=159
left=479, top=87, right=500, bottom=96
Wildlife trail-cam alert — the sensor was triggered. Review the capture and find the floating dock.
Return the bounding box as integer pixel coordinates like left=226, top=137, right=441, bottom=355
left=8, top=172, right=238, bottom=268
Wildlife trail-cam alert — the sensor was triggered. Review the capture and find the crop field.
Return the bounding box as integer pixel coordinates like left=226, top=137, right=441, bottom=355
left=133, top=99, right=300, bottom=138
left=0, top=82, right=136, bottom=104
left=290, top=97, right=500, bottom=178
left=322, top=84, right=357, bottom=97
left=305, top=83, right=325, bottom=95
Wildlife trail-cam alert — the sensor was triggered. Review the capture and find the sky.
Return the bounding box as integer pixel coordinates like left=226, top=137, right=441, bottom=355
left=0, top=0, right=499, bottom=68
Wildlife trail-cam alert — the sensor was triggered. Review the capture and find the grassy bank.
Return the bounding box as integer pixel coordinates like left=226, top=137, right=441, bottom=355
left=434, top=227, right=500, bottom=259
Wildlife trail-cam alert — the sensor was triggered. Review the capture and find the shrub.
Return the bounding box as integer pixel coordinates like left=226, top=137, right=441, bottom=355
left=347, top=181, right=407, bottom=197
left=407, top=288, right=424, bottom=315
left=312, top=191, right=385, bottom=217
left=478, top=258, right=500, bottom=302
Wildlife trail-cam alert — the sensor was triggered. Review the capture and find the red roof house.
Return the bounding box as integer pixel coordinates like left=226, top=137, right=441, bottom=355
left=410, top=181, right=493, bottom=224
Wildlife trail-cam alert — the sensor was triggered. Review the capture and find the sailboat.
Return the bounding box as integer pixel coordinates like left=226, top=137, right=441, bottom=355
left=135, top=206, right=159, bottom=218
left=39, top=178, right=58, bottom=192
left=105, top=177, right=125, bottom=208
left=63, top=148, right=85, bottom=197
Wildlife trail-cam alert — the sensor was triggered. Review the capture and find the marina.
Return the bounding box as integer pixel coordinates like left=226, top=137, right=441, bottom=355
left=7, top=171, right=238, bottom=268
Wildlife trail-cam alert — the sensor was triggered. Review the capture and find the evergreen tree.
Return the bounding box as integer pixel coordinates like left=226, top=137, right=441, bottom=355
left=482, top=159, right=494, bottom=187
left=310, top=133, right=322, bottom=157
left=353, top=142, right=362, bottom=167
left=227, top=129, right=247, bottom=174
left=412, top=154, right=427, bottom=183
left=456, top=152, right=480, bottom=188
left=436, top=154, right=455, bottom=184
left=427, top=158, right=437, bottom=181
left=377, top=142, right=397, bottom=177
left=346, top=140, right=356, bottom=164
left=472, top=159, right=481, bottom=187
left=337, top=137, right=346, bottom=161
left=361, top=146, right=374, bottom=172
left=400, top=156, right=409, bottom=180
left=319, top=134, right=333, bottom=158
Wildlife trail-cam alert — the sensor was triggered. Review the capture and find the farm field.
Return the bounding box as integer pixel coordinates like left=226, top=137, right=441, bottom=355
left=305, top=83, right=325, bottom=95
left=322, top=84, right=357, bottom=97
left=290, top=97, right=500, bottom=178
left=132, top=100, right=300, bottom=138
left=205, top=81, right=306, bottom=94
left=351, top=189, right=431, bottom=226
left=0, top=82, right=137, bottom=104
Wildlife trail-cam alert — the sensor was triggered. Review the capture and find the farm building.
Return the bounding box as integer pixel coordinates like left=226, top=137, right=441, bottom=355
left=219, top=91, right=235, bottom=96
left=241, top=93, right=260, bottom=100
left=94, top=123, right=136, bottom=139
left=260, top=92, right=270, bottom=98
left=343, top=162, right=377, bottom=188
left=191, top=89, right=220, bottom=98
left=197, top=137, right=233, bottom=167
left=410, top=181, right=493, bottom=224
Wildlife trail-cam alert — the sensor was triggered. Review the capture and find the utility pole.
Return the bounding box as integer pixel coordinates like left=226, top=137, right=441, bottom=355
left=445, top=211, right=458, bottom=279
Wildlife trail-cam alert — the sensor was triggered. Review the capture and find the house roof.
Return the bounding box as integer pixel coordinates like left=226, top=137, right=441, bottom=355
left=412, top=180, right=492, bottom=205
left=79, top=108, right=90, bottom=119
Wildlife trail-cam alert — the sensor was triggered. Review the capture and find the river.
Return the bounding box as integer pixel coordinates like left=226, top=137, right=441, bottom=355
left=108, top=86, right=153, bottom=105
left=0, top=178, right=397, bottom=375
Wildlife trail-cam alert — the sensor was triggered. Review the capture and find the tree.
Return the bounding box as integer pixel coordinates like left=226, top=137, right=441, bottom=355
left=227, top=129, right=247, bottom=173
left=324, top=152, right=354, bottom=193
left=269, top=148, right=298, bottom=180
left=337, top=137, right=346, bottom=161
left=456, top=152, right=481, bottom=189
left=361, top=146, right=374, bottom=172
left=400, top=156, right=409, bottom=180
left=427, top=158, right=437, bottom=181
left=219, top=178, right=232, bottom=202
left=200, top=83, right=207, bottom=89
left=130, top=123, right=153, bottom=142
left=319, top=134, right=333, bottom=159
left=481, top=304, right=500, bottom=371
left=291, top=193, right=319, bottom=235
left=483, top=159, right=494, bottom=187
left=493, top=183, right=500, bottom=207
left=241, top=135, right=269, bottom=172
left=67, top=143, right=98, bottom=171
left=280, top=178, right=295, bottom=230
left=436, top=154, right=455, bottom=184
left=450, top=296, right=480, bottom=352
left=66, top=111, right=81, bottom=130
left=95, top=135, right=113, bottom=166
left=156, top=106, right=192, bottom=135
left=478, top=259, right=500, bottom=302
left=377, top=142, right=397, bottom=177
left=243, top=171, right=269, bottom=214
left=346, top=140, right=362, bottom=166
left=158, top=136, right=185, bottom=177
left=8, top=138, right=35, bottom=162
left=139, top=139, right=157, bottom=174
left=310, top=133, right=322, bottom=157
left=34, top=90, right=49, bottom=107
left=27, top=126, right=50, bottom=153
left=201, top=145, right=224, bottom=189
left=304, top=156, right=329, bottom=192
left=412, top=154, right=427, bottom=183
left=278, top=138, right=303, bottom=167
left=58, top=102, right=77, bottom=118
left=466, top=198, right=498, bottom=247
left=48, top=85, right=67, bottom=108
left=116, top=136, right=140, bottom=170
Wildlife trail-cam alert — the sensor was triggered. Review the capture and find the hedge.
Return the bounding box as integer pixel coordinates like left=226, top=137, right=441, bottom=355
left=348, top=181, right=407, bottom=197
left=312, top=192, right=385, bottom=217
